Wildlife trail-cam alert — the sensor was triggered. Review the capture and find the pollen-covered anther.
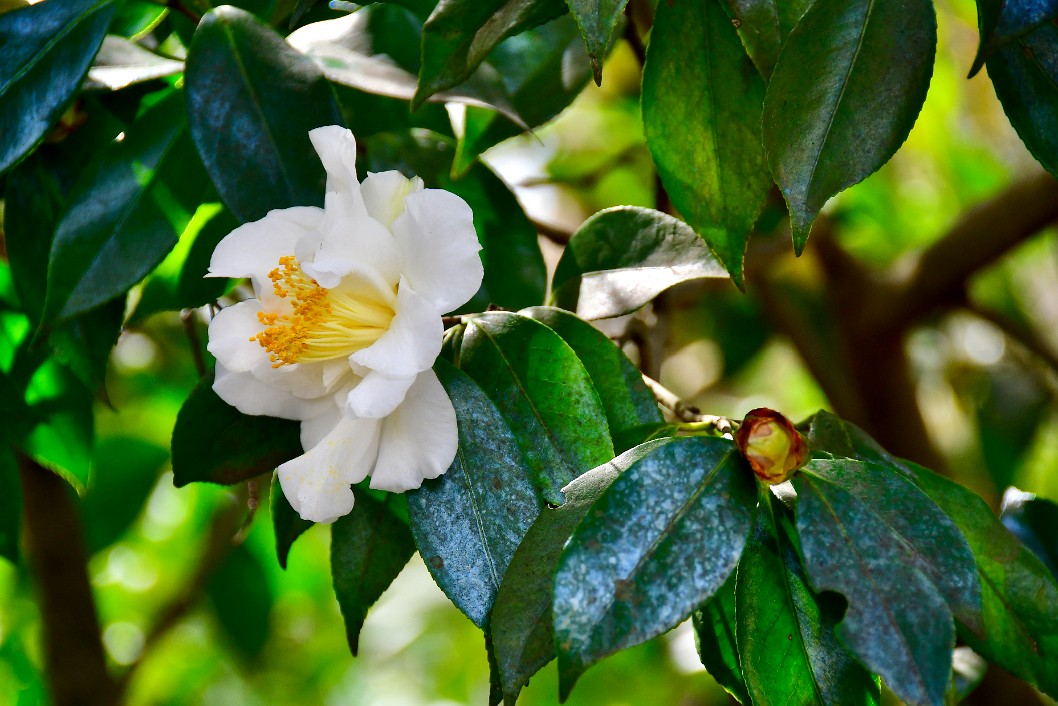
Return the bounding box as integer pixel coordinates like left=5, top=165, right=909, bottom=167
left=249, top=255, right=395, bottom=367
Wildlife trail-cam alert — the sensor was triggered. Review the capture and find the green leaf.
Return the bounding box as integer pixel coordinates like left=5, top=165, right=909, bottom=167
left=969, top=0, right=1058, bottom=76
left=692, top=572, right=749, bottom=705
left=331, top=492, right=415, bottom=654
left=0, top=447, right=21, bottom=563
left=761, top=0, right=936, bottom=253
left=49, top=299, right=124, bottom=397
left=21, top=359, right=94, bottom=493
left=81, top=436, right=167, bottom=554
left=642, top=0, right=770, bottom=286
left=288, top=10, right=525, bottom=131
left=414, top=0, right=568, bottom=106
left=363, top=131, right=546, bottom=310
left=490, top=441, right=663, bottom=703
left=1001, top=491, right=1058, bottom=579
left=84, top=35, right=183, bottom=91
left=564, top=0, right=627, bottom=83
left=721, top=0, right=813, bottom=78
left=987, top=22, right=1058, bottom=177
left=171, top=377, right=303, bottom=487
left=270, top=474, right=312, bottom=569
left=407, top=360, right=542, bottom=627
left=206, top=544, right=274, bottom=660
left=736, top=491, right=879, bottom=706
left=553, top=436, right=756, bottom=698
left=0, top=0, right=116, bottom=173
left=793, top=458, right=982, bottom=706
left=44, top=90, right=204, bottom=322
left=807, top=410, right=1058, bottom=700
left=454, top=14, right=592, bottom=175
left=519, top=306, right=662, bottom=453
left=110, top=0, right=167, bottom=38
left=551, top=206, right=729, bottom=320
left=132, top=202, right=238, bottom=324
left=458, top=312, right=613, bottom=505
left=185, top=5, right=344, bottom=223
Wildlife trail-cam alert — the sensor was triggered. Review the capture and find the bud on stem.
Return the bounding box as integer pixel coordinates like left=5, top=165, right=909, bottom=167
left=735, top=408, right=808, bottom=484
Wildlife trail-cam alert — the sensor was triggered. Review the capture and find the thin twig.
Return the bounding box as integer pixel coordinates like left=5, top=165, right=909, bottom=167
left=181, top=309, right=207, bottom=379
left=165, top=0, right=202, bottom=24
left=641, top=374, right=734, bottom=434
left=623, top=3, right=647, bottom=68
left=965, top=301, right=1058, bottom=377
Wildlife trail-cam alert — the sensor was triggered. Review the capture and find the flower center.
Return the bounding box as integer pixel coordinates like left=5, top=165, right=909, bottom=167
left=251, top=255, right=396, bottom=367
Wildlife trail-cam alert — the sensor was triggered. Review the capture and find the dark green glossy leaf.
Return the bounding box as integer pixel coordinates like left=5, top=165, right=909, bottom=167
left=413, top=0, right=568, bottom=106
left=1001, top=491, right=1058, bottom=579
left=459, top=312, right=613, bottom=505
left=564, top=0, right=626, bottom=83
left=132, top=203, right=238, bottom=323
left=185, top=5, right=343, bottom=223
left=987, top=22, right=1058, bottom=177
left=171, top=377, right=302, bottom=488
left=49, top=298, right=124, bottom=397
left=0, top=0, right=116, bottom=173
left=0, top=447, right=21, bottom=563
left=692, top=571, right=748, bottom=705
left=81, top=437, right=167, bottom=554
left=84, top=35, right=183, bottom=91
left=364, top=131, right=546, bottom=311
left=643, top=0, right=769, bottom=286
left=206, top=544, right=274, bottom=660
left=271, top=474, right=313, bottom=570
left=551, top=206, right=729, bottom=319
left=332, top=492, right=415, bottom=654
left=110, top=0, right=167, bottom=38
left=490, top=441, right=663, bottom=704
left=722, top=0, right=813, bottom=77
left=288, top=10, right=524, bottom=129
left=736, top=492, right=879, bottom=706
left=519, top=306, right=661, bottom=453
left=794, top=458, right=982, bottom=706
left=454, top=15, right=592, bottom=174
left=762, top=0, right=936, bottom=253
left=807, top=410, right=1058, bottom=700
left=553, top=436, right=755, bottom=698
left=969, top=0, right=1058, bottom=76
left=44, top=90, right=204, bottom=322
left=407, top=361, right=541, bottom=627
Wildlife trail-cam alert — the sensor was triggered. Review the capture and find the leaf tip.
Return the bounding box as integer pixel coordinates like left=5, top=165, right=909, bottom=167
left=591, top=57, right=603, bottom=86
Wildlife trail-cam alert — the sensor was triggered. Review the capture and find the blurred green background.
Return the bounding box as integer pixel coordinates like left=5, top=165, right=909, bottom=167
left=3, top=0, right=1058, bottom=703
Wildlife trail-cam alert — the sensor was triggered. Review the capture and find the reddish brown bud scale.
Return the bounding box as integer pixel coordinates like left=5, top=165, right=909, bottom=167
left=735, top=408, right=808, bottom=484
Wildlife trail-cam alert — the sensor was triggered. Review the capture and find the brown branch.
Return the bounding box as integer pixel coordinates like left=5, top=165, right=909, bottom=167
left=530, top=217, right=573, bottom=245
left=116, top=486, right=250, bottom=697
left=181, top=309, right=207, bottom=379
left=641, top=374, right=735, bottom=434
left=871, top=170, right=1058, bottom=334
left=965, top=301, right=1058, bottom=381
left=19, top=454, right=119, bottom=706
left=165, top=0, right=202, bottom=24
left=622, top=2, right=647, bottom=68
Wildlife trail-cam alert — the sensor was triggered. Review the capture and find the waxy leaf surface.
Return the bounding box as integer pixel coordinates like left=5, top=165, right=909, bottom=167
left=0, top=0, right=115, bottom=172
left=553, top=436, right=755, bottom=697
left=643, top=0, right=770, bottom=286
left=762, top=0, right=936, bottom=252
left=692, top=572, right=749, bottom=705
left=722, top=0, right=813, bottom=77
left=407, top=361, right=542, bottom=627
left=551, top=207, right=729, bottom=319
left=185, top=6, right=343, bottom=223
left=332, top=493, right=415, bottom=654
left=458, top=312, right=613, bottom=504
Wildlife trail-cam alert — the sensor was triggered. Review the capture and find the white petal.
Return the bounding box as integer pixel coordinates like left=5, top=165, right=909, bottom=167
left=213, top=363, right=333, bottom=421
left=370, top=369, right=457, bottom=492
left=277, top=414, right=382, bottom=523
left=345, top=372, right=416, bottom=419
left=350, top=279, right=442, bottom=378
left=208, top=206, right=324, bottom=290
left=308, top=126, right=364, bottom=206
left=300, top=404, right=344, bottom=450
left=391, top=188, right=483, bottom=314
left=207, top=300, right=269, bottom=372
left=361, top=171, right=423, bottom=228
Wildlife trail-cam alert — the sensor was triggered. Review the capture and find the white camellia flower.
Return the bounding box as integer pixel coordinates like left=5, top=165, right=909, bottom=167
left=205, top=126, right=483, bottom=524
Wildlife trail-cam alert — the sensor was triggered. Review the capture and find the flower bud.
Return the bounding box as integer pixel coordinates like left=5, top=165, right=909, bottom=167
left=735, top=408, right=808, bottom=484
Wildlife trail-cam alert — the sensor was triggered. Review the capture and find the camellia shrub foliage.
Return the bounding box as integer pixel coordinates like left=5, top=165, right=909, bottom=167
left=1, top=0, right=1058, bottom=705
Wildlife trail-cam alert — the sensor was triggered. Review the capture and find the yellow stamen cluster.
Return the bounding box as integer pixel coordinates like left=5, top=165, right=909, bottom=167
left=250, top=255, right=395, bottom=367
